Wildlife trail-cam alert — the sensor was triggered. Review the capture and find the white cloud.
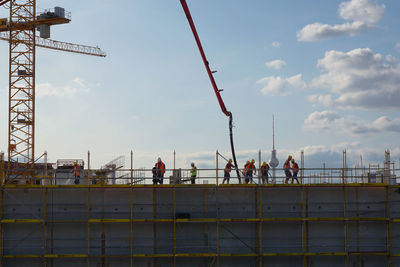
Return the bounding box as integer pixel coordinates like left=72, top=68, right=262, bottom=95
left=338, top=0, right=385, bottom=24
left=304, top=110, right=400, bottom=135
left=396, top=42, right=400, bottom=49
left=271, top=41, right=281, bottom=48
left=308, top=94, right=333, bottom=107
left=297, top=21, right=368, bottom=42
left=37, top=77, right=91, bottom=98
left=309, top=48, right=400, bottom=110
left=257, top=74, right=306, bottom=95
left=287, top=74, right=307, bottom=89
left=265, top=59, right=286, bottom=70
left=297, top=0, right=385, bottom=42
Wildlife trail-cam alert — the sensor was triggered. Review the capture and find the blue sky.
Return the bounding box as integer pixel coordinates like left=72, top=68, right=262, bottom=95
left=0, top=0, right=399, bottom=170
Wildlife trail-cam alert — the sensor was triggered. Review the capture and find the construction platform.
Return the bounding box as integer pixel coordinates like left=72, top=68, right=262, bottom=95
left=1, top=183, right=400, bottom=267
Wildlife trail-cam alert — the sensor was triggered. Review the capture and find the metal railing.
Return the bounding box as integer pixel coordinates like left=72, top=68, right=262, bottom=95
left=1, top=166, right=399, bottom=186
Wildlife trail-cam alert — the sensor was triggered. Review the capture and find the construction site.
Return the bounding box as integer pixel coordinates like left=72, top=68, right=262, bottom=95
left=1, top=0, right=400, bottom=266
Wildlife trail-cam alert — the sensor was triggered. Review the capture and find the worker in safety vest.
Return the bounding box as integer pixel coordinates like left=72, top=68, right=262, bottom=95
left=291, top=158, right=300, bottom=184
left=261, top=161, right=270, bottom=184
left=155, top=157, right=166, bottom=185
left=152, top=166, right=157, bottom=184
left=245, top=159, right=256, bottom=184
left=284, top=155, right=292, bottom=184
left=190, top=162, right=197, bottom=184
left=73, top=161, right=80, bottom=185
left=223, top=159, right=233, bottom=184
left=242, top=161, right=249, bottom=177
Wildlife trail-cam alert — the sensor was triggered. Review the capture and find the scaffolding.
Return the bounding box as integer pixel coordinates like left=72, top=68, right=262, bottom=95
left=0, top=181, right=399, bottom=266
left=1, top=152, right=400, bottom=266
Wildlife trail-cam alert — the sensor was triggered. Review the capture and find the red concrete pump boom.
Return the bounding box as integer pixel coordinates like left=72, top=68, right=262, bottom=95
left=0, top=0, right=11, bottom=6
left=179, top=0, right=241, bottom=183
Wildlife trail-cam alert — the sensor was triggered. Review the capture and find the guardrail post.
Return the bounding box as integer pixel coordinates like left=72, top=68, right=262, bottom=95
left=130, top=150, right=133, bottom=185
left=87, top=150, right=91, bottom=186
left=216, top=150, right=218, bottom=185
left=0, top=151, right=4, bottom=185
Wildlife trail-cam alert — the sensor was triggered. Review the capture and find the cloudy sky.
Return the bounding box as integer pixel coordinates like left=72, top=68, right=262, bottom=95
left=0, top=0, right=399, bottom=170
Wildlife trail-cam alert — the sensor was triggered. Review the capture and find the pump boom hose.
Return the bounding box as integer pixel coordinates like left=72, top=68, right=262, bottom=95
left=179, top=0, right=241, bottom=182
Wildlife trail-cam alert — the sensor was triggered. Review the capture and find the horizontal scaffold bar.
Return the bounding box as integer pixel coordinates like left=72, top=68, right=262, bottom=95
left=1, top=217, right=398, bottom=224
left=1, top=183, right=398, bottom=189
left=1, top=252, right=391, bottom=258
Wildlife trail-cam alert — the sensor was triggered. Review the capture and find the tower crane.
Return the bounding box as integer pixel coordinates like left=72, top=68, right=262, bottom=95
left=179, top=0, right=242, bottom=182
left=0, top=0, right=105, bottom=179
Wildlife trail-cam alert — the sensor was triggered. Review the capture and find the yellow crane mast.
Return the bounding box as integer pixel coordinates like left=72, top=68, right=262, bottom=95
left=0, top=0, right=105, bottom=180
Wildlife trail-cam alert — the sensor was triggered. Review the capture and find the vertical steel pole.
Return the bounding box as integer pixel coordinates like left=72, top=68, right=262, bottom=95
left=86, top=186, right=90, bottom=267
left=173, top=186, right=177, bottom=266
left=130, top=150, right=133, bottom=185
left=44, top=151, right=47, bottom=185
left=216, top=150, right=218, bottom=185
left=130, top=186, right=133, bottom=267
left=343, top=184, right=349, bottom=266
left=258, top=150, right=261, bottom=185
left=258, top=186, right=262, bottom=266
left=87, top=150, right=91, bottom=185
left=174, top=150, right=176, bottom=170
left=387, top=185, right=393, bottom=266
left=42, top=187, right=47, bottom=266
left=0, top=152, right=4, bottom=185
left=301, top=150, right=304, bottom=184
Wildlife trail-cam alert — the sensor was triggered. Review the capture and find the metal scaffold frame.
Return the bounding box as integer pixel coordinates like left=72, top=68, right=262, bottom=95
left=0, top=183, right=399, bottom=266
left=8, top=0, right=36, bottom=168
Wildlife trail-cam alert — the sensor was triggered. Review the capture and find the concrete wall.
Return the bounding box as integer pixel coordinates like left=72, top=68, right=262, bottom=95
left=0, top=185, right=398, bottom=266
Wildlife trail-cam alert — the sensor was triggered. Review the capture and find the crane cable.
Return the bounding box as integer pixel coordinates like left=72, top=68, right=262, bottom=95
left=179, top=0, right=241, bottom=183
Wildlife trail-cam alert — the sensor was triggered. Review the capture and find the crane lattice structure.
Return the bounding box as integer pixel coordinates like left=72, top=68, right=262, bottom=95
left=0, top=0, right=105, bottom=179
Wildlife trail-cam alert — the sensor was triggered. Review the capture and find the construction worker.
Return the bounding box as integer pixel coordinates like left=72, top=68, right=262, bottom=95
left=284, top=155, right=292, bottom=184
left=152, top=166, right=157, bottom=184
left=261, top=161, right=270, bottom=184
left=190, top=162, right=197, bottom=184
left=242, top=161, right=249, bottom=177
left=223, top=159, right=233, bottom=184
left=73, top=161, right=80, bottom=185
left=245, top=159, right=256, bottom=184
left=291, top=158, right=300, bottom=184
left=155, top=157, right=166, bottom=185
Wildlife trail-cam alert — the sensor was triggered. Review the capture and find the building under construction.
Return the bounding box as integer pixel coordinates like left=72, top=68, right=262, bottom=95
left=1, top=1, right=400, bottom=266
left=0, top=151, right=400, bottom=267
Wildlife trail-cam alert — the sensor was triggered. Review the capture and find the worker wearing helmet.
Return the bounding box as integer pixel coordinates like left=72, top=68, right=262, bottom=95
left=223, top=159, right=233, bottom=184
left=244, top=159, right=256, bottom=184
left=155, top=157, right=166, bottom=185
left=261, top=161, right=270, bottom=184
left=190, top=162, right=198, bottom=184
left=73, top=161, right=80, bottom=185
left=291, top=158, right=300, bottom=184
left=284, top=156, right=292, bottom=184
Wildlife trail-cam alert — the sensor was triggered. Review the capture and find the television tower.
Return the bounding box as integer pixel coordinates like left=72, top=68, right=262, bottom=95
left=269, top=115, right=279, bottom=183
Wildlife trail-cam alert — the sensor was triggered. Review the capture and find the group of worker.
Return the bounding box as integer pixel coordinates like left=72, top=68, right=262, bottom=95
left=283, top=155, right=299, bottom=184
left=151, top=155, right=299, bottom=185
left=223, top=156, right=299, bottom=184
left=152, top=157, right=198, bottom=185
left=223, top=158, right=270, bottom=184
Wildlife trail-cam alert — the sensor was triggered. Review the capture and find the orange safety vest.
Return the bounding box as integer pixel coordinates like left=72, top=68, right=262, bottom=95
left=225, top=162, right=232, bottom=173
left=155, top=161, right=166, bottom=174
left=245, top=162, right=255, bottom=174
left=292, top=162, right=299, bottom=173
left=283, top=160, right=290, bottom=170
left=261, top=164, right=269, bottom=175
left=74, top=164, right=80, bottom=176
